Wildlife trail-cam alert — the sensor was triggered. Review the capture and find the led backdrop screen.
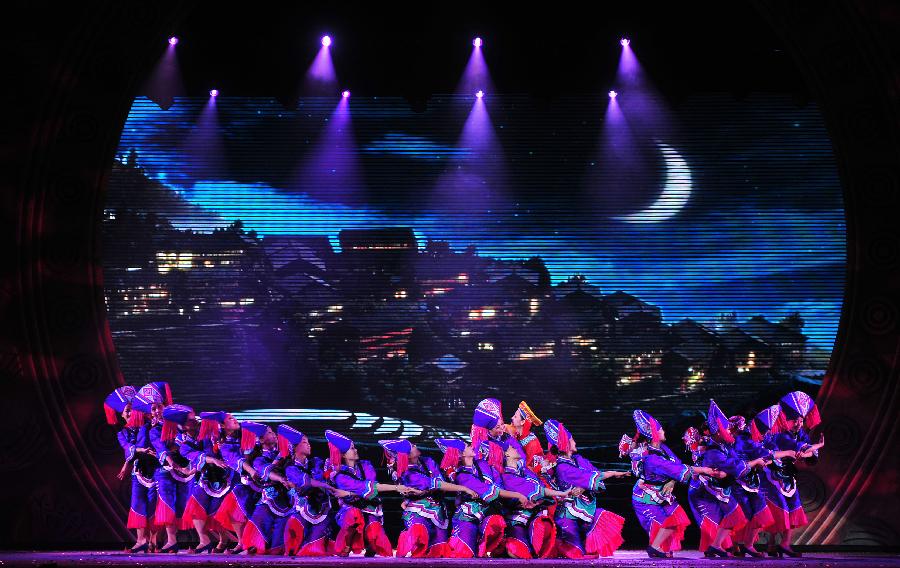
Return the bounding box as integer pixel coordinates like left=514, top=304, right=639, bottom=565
left=104, top=93, right=844, bottom=458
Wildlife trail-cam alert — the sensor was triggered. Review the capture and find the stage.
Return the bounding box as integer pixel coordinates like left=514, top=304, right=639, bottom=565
left=1, top=551, right=899, bottom=568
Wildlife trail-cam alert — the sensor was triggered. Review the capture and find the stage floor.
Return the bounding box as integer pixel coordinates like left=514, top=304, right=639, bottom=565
left=1, top=551, right=899, bottom=567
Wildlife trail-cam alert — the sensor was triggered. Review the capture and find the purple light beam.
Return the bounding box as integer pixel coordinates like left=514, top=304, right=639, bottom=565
left=430, top=95, right=507, bottom=213
left=456, top=36, right=495, bottom=96
left=293, top=96, right=364, bottom=204
left=138, top=38, right=185, bottom=110
left=303, top=37, right=339, bottom=96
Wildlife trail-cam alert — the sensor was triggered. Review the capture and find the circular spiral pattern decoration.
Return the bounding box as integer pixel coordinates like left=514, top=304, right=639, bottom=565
left=860, top=167, right=899, bottom=204
left=86, top=415, right=122, bottom=457
left=797, top=470, right=827, bottom=512
left=62, top=111, right=100, bottom=144
left=62, top=353, right=105, bottom=396
left=48, top=171, right=88, bottom=205
left=0, top=400, right=49, bottom=473
left=861, top=297, right=898, bottom=336
left=48, top=295, right=90, bottom=337
left=821, top=415, right=861, bottom=457
left=866, top=234, right=900, bottom=271
left=846, top=357, right=886, bottom=395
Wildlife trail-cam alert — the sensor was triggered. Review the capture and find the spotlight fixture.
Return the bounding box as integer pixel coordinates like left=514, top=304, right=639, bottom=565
left=620, top=38, right=630, bottom=47
left=473, top=37, right=483, bottom=48
left=210, top=89, right=219, bottom=97
left=475, top=90, right=484, bottom=99
left=608, top=90, right=617, bottom=99
left=321, top=35, right=332, bottom=47
left=168, top=36, right=179, bottom=46
left=342, top=90, right=351, bottom=98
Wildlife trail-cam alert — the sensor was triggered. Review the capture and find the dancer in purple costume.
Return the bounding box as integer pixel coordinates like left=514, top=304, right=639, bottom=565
left=326, top=430, right=411, bottom=557
left=279, top=425, right=344, bottom=557
left=436, top=438, right=532, bottom=558
left=379, top=439, right=477, bottom=557
left=759, top=392, right=825, bottom=557
left=106, top=387, right=158, bottom=552
left=179, top=411, right=234, bottom=553
left=239, top=421, right=295, bottom=555
left=686, top=399, right=770, bottom=558
left=626, top=409, right=720, bottom=558
left=543, top=419, right=630, bottom=559
left=496, top=439, right=569, bottom=558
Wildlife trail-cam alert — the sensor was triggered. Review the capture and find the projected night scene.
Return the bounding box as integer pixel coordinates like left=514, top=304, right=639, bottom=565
left=103, top=35, right=844, bottom=452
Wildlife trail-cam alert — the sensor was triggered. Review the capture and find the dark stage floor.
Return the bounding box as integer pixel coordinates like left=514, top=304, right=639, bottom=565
left=1, top=551, right=899, bottom=568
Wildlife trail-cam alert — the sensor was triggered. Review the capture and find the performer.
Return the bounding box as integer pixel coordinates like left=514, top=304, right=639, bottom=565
left=687, top=399, right=771, bottom=558
left=106, top=386, right=158, bottom=553
left=728, top=412, right=790, bottom=558
left=436, top=438, right=531, bottom=558
left=497, top=438, right=569, bottom=559
left=470, top=398, right=508, bottom=471
left=280, top=425, right=343, bottom=557
left=142, top=383, right=193, bottom=554
left=760, top=392, right=825, bottom=558
left=180, top=411, right=233, bottom=553
left=240, top=421, right=295, bottom=555
left=379, top=439, right=478, bottom=557
left=214, top=414, right=260, bottom=554
left=505, top=401, right=546, bottom=475
left=626, top=410, right=720, bottom=558
left=543, top=419, right=629, bottom=559
left=325, top=430, right=410, bottom=557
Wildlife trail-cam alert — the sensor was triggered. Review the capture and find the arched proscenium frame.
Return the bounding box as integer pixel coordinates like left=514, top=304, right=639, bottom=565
left=1, top=1, right=898, bottom=547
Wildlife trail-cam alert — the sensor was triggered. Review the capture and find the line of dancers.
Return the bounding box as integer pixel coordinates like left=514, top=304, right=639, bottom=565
left=104, top=383, right=824, bottom=558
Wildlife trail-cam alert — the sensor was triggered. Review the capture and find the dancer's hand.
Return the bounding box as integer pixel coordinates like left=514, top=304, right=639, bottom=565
left=331, top=488, right=352, bottom=499
left=464, top=487, right=479, bottom=499
left=570, top=487, right=585, bottom=497
left=117, top=463, right=129, bottom=480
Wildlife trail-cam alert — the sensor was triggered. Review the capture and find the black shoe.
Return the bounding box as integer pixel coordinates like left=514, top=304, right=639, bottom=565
left=160, top=543, right=179, bottom=554
left=704, top=546, right=730, bottom=558
left=738, top=544, right=764, bottom=558
left=193, top=542, right=215, bottom=554
left=646, top=545, right=668, bottom=558
left=128, top=544, right=149, bottom=554
left=778, top=545, right=801, bottom=558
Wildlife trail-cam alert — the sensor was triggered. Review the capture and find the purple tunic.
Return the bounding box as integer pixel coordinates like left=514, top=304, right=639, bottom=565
left=243, top=448, right=292, bottom=552
left=686, top=441, right=748, bottom=549
left=398, top=457, right=449, bottom=546
left=284, top=456, right=333, bottom=552
left=219, top=435, right=259, bottom=520
left=760, top=430, right=815, bottom=527
left=552, top=454, right=623, bottom=556
left=631, top=444, right=691, bottom=536
left=731, top=431, right=774, bottom=527
left=332, top=460, right=384, bottom=529
left=119, top=425, right=158, bottom=526
left=500, top=463, right=552, bottom=557
left=449, top=460, right=504, bottom=556
left=180, top=434, right=232, bottom=518
left=149, top=424, right=193, bottom=523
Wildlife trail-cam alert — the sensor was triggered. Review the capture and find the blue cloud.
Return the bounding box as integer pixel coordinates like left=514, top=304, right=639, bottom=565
left=363, top=133, right=469, bottom=160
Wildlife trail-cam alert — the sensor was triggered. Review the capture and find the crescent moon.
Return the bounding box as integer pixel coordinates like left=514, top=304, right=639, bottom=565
left=613, top=141, right=692, bottom=224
